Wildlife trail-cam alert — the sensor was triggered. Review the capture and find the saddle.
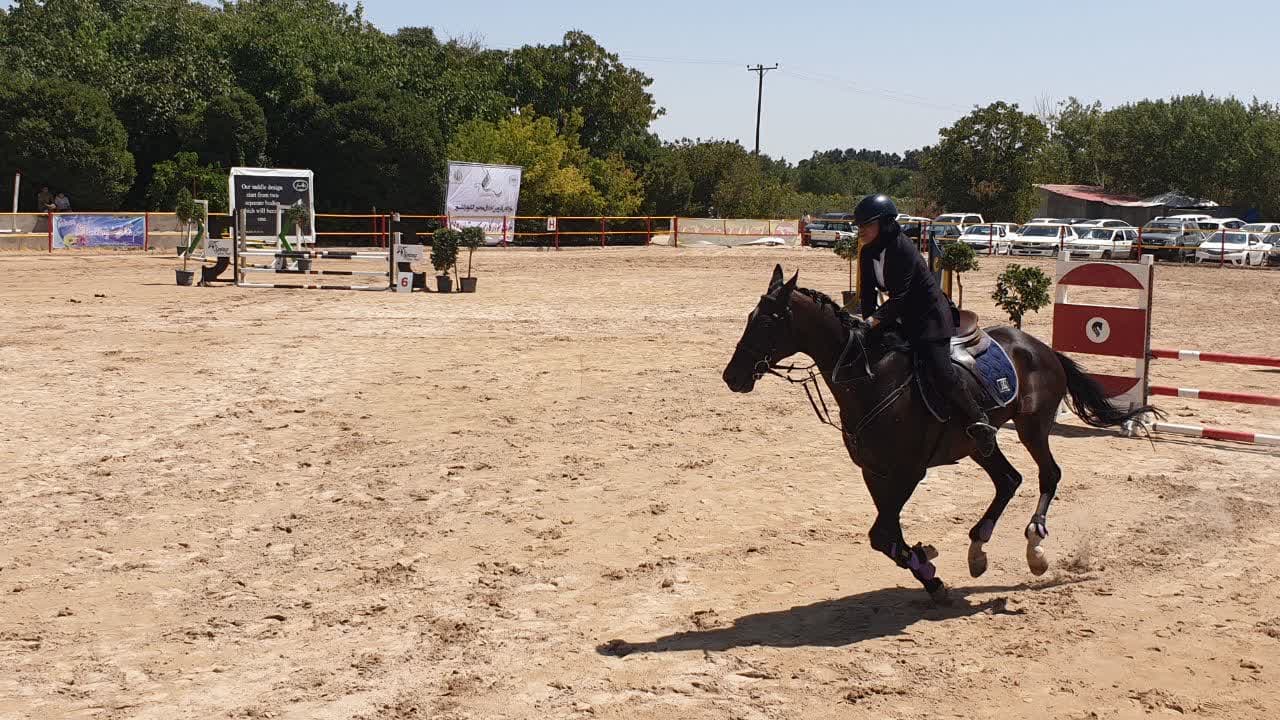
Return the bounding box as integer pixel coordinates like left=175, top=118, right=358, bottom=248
left=914, top=309, right=1019, bottom=420
left=948, top=309, right=993, bottom=373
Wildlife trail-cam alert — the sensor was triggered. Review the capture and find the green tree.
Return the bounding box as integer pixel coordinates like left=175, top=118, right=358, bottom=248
left=1096, top=95, right=1251, bottom=201
left=992, top=264, right=1052, bottom=328
left=503, top=31, right=663, bottom=159
left=923, top=102, right=1050, bottom=221
left=180, top=88, right=268, bottom=168
left=309, top=92, right=446, bottom=211
left=0, top=76, right=135, bottom=209
left=146, top=151, right=227, bottom=212
left=448, top=110, right=642, bottom=215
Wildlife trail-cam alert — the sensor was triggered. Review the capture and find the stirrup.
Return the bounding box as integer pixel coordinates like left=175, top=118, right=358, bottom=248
left=966, top=421, right=999, bottom=456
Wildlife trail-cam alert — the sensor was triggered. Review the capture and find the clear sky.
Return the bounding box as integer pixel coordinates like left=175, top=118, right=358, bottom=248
left=6, top=0, right=1275, bottom=161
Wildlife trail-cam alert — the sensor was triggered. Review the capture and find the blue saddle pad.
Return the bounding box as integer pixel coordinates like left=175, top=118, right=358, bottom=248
left=969, top=339, right=1018, bottom=408
left=915, top=338, right=1019, bottom=422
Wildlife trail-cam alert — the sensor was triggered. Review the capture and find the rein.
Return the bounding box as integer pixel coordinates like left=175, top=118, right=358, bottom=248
left=743, top=326, right=905, bottom=449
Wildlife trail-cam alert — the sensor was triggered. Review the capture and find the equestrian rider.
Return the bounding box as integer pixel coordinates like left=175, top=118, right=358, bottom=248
left=853, top=193, right=999, bottom=456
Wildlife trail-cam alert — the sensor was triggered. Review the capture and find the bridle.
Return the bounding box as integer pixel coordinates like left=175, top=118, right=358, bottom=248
left=733, top=293, right=906, bottom=449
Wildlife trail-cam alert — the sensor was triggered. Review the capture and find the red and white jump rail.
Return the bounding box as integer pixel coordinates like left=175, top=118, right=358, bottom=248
left=1149, top=348, right=1280, bottom=369
left=1051, top=252, right=1278, bottom=447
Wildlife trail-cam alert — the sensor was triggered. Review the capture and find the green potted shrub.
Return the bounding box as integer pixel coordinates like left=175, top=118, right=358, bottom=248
left=992, top=263, right=1052, bottom=328
left=833, top=234, right=859, bottom=309
left=458, top=226, right=485, bottom=292
left=431, top=227, right=460, bottom=293
left=174, top=189, right=202, bottom=286
left=940, top=241, right=980, bottom=308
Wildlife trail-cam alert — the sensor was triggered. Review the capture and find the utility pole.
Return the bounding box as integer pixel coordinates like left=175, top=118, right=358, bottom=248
left=747, top=64, right=778, bottom=155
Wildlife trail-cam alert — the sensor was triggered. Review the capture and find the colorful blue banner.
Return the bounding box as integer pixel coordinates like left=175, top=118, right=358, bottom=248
left=52, top=214, right=146, bottom=249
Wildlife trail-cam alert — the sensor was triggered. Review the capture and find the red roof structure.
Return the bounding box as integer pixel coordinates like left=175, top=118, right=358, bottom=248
left=1034, top=184, right=1153, bottom=207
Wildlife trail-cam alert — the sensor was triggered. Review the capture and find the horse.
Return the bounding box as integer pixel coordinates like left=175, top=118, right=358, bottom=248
left=722, top=264, right=1157, bottom=603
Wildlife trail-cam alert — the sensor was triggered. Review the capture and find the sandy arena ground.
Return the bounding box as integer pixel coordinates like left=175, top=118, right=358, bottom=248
left=1, top=247, right=1278, bottom=720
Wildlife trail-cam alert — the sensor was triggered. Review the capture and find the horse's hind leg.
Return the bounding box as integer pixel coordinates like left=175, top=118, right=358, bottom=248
left=1014, top=411, right=1062, bottom=576
left=861, top=469, right=948, bottom=603
left=967, top=447, right=1023, bottom=578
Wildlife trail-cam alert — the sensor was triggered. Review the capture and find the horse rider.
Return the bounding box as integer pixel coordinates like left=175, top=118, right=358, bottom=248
left=853, top=193, right=999, bottom=456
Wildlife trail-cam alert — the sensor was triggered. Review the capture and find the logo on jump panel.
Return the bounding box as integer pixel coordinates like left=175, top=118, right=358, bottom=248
left=1086, top=316, right=1112, bottom=344
left=293, top=179, right=309, bottom=192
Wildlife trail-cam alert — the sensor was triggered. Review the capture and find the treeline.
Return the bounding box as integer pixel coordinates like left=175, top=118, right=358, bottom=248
left=1, top=1, right=1277, bottom=220
left=0, top=0, right=893, bottom=217
left=923, top=96, right=1280, bottom=220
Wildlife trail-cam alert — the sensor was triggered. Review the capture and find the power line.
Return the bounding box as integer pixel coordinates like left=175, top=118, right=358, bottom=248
left=747, top=64, right=778, bottom=155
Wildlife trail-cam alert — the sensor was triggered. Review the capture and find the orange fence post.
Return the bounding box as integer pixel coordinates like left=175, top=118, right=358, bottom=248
left=502, top=216, right=508, bottom=247
left=673, top=217, right=680, bottom=247
left=600, top=216, right=606, bottom=247
left=1220, top=227, right=1225, bottom=268
left=143, top=211, right=150, bottom=251
left=47, top=211, right=53, bottom=252
left=646, top=216, right=652, bottom=245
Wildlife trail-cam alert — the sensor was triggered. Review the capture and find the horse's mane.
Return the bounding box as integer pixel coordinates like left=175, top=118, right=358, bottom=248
left=794, top=286, right=909, bottom=355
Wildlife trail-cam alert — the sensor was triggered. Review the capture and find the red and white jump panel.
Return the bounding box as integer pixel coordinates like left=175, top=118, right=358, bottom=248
left=1150, top=422, right=1280, bottom=447
left=1149, top=385, right=1280, bottom=408
left=1151, top=349, right=1280, bottom=369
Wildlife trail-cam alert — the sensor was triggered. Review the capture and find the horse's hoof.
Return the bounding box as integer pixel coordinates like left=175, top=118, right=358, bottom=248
left=928, top=581, right=951, bottom=605
left=1027, top=544, right=1049, bottom=576
left=967, top=542, right=988, bottom=578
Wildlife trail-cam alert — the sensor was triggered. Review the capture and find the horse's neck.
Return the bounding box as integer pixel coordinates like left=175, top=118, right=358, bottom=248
left=791, top=299, right=908, bottom=421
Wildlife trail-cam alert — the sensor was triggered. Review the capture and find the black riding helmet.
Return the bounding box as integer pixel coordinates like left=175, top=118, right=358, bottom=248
left=853, top=193, right=898, bottom=226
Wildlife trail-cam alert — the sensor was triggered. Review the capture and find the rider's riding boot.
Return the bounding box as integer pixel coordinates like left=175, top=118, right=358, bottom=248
left=945, top=382, right=999, bottom=457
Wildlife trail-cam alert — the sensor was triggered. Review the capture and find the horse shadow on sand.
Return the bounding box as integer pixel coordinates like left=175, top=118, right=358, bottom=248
left=597, top=578, right=1083, bottom=656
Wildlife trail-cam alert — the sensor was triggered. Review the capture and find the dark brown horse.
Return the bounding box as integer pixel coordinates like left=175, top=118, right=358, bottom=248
left=722, top=265, right=1156, bottom=602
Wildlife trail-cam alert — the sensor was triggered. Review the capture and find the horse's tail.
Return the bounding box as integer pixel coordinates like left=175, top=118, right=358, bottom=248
left=1055, top=351, right=1163, bottom=428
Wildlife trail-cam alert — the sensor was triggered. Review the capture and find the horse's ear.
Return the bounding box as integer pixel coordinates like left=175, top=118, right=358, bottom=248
left=768, top=264, right=785, bottom=290
left=784, top=270, right=799, bottom=292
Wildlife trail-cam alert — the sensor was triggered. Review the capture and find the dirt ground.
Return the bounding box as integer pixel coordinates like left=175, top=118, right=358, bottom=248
left=1, top=247, right=1278, bottom=720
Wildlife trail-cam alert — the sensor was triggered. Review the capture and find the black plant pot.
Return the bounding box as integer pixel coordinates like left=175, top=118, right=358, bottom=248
left=176, top=269, right=195, bottom=286
left=436, top=274, right=453, bottom=293
left=460, top=277, right=477, bottom=293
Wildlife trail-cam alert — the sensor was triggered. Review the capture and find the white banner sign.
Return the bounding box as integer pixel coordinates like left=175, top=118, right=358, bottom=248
left=445, top=161, right=522, bottom=245
left=395, top=244, right=425, bottom=263
left=206, top=238, right=233, bottom=258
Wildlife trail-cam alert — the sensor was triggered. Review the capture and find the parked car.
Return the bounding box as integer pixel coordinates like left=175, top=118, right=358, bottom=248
left=1139, top=218, right=1204, bottom=260
left=958, top=223, right=1018, bottom=254
left=807, top=214, right=856, bottom=248
left=1073, top=218, right=1130, bottom=228
left=1026, top=217, right=1059, bottom=224
left=1241, top=222, right=1280, bottom=235
left=927, top=223, right=964, bottom=243
left=1156, top=214, right=1214, bottom=222
left=1266, top=233, right=1280, bottom=266
left=1066, top=226, right=1139, bottom=260
left=897, top=214, right=930, bottom=240
left=1195, top=218, right=1247, bottom=237
left=934, top=213, right=984, bottom=228
left=1195, top=231, right=1271, bottom=266
left=1010, top=223, right=1078, bottom=257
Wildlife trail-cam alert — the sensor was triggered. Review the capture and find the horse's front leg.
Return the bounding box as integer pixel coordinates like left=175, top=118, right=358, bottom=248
left=862, top=469, right=948, bottom=603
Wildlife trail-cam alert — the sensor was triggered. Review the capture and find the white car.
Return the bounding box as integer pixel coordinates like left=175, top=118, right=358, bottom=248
left=958, top=223, right=1018, bottom=254
left=1066, top=226, right=1139, bottom=260
left=1242, top=222, right=1280, bottom=235
left=806, top=217, right=856, bottom=248
left=934, top=212, right=984, bottom=229
left=1158, top=213, right=1214, bottom=222
left=1194, top=218, right=1247, bottom=238
left=1195, top=231, right=1271, bottom=266
left=1073, top=218, right=1130, bottom=229
left=1010, top=223, right=1078, bottom=257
